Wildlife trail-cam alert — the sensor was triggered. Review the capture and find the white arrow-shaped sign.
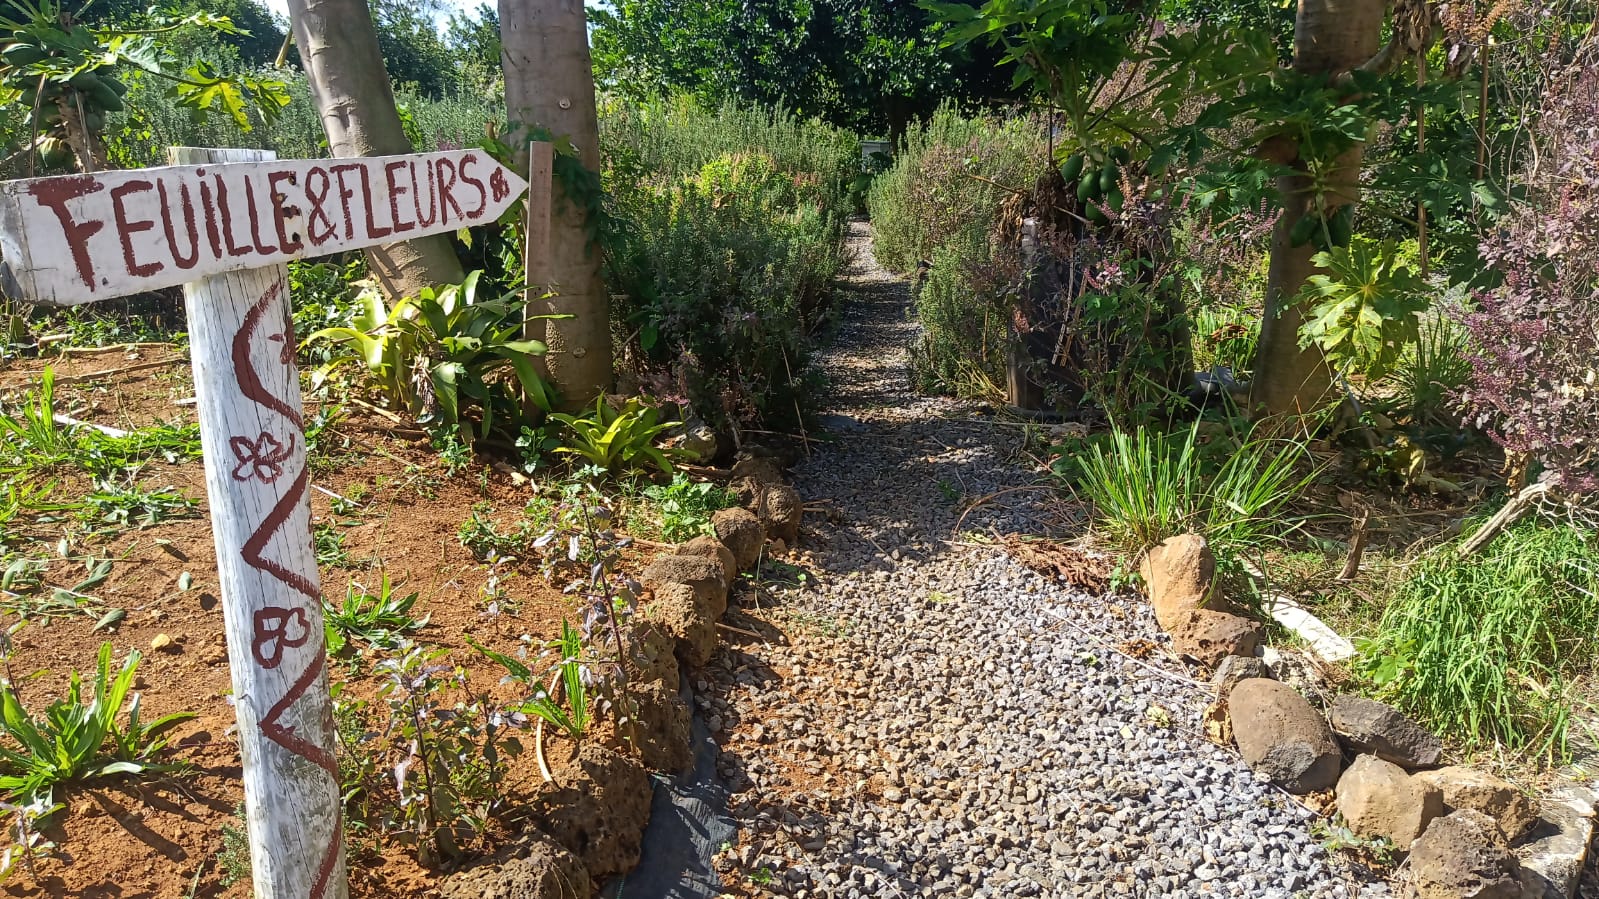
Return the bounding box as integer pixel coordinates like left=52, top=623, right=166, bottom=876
left=0, top=147, right=528, bottom=306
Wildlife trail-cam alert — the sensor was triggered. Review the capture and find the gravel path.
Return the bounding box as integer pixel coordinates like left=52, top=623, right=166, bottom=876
left=701, top=221, right=1381, bottom=898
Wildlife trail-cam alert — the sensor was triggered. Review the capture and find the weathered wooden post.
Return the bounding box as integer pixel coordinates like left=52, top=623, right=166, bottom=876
left=0, top=145, right=528, bottom=898
left=170, top=146, right=345, bottom=899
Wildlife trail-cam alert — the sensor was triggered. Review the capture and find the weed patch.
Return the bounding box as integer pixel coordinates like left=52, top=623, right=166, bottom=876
left=1356, top=522, right=1599, bottom=758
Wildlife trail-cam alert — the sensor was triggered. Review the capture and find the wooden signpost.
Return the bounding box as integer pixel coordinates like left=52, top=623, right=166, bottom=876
left=0, top=146, right=530, bottom=899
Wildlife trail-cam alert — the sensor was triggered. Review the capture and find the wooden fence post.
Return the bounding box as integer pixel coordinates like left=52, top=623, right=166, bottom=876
left=170, top=146, right=346, bottom=899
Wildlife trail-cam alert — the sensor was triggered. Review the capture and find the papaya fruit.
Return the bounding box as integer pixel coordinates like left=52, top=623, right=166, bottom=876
left=1106, top=188, right=1125, bottom=213
left=2, top=43, right=46, bottom=67
left=86, top=80, right=123, bottom=112
left=107, top=76, right=129, bottom=96
left=1289, top=213, right=1318, bottom=248
left=1077, top=173, right=1098, bottom=202
left=1111, top=145, right=1131, bottom=165
left=1099, top=160, right=1118, bottom=194
left=1059, top=152, right=1085, bottom=184
left=1327, top=205, right=1354, bottom=247
left=68, top=71, right=102, bottom=92
left=1085, top=203, right=1108, bottom=226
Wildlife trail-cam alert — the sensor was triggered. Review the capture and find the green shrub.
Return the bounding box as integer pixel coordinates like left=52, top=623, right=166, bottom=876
left=1061, top=422, right=1315, bottom=554
left=603, top=97, right=857, bottom=432
left=866, top=105, right=1045, bottom=274
left=1357, top=522, right=1599, bottom=758
left=907, top=237, right=1014, bottom=397
left=867, top=106, right=1045, bottom=396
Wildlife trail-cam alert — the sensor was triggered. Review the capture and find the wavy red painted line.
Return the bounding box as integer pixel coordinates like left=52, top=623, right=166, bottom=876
left=233, top=279, right=304, bottom=429
left=232, top=278, right=342, bottom=898
left=238, top=463, right=320, bottom=601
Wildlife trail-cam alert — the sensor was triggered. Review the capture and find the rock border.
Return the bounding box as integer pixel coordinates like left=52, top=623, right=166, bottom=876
left=1140, top=532, right=1596, bottom=899
left=439, top=457, right=802, bottom=898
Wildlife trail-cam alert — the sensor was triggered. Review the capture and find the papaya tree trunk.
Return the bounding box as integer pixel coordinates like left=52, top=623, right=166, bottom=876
left=286, top=0, right=464, bottom=299
left=500, top=0, right=613, bottom=409
left=1250, top=0, right=1387, bottom=417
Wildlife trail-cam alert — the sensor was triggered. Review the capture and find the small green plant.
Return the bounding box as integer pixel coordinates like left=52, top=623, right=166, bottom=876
left=632, top=473, right=738, bottom=542
left=1296, top=237, right=1430, bottom=381
left=1, top=556, right=114, bottom=626
left=550, top=396, right=683, bottom=475
left=1356, top=521, right=1599, bottom=758
left=0, top=643, right=194, bottom=804
left=312, top=524, right=351, bottom=568
left=515, top=424, right=557, bottom=475
left=373, top=645, right=513, bottom=861
left=80, top=480, right=197, bottom=528
left=430, top=426, right=474, bottom=477
left=0, top=795, right=61, bottom=883
left=1062, top=422, right=1315, bottom=553
left=216, top=806, right=251, bottom=888
left=0, top=368, right=72, bottom=479
left=1310, top=816, right=1398, bottom=868
left=458, top=508, right=527, bottom=562
left=323, top=575, right=428, bottom=653
left=472, top=620, right=591, bottom=742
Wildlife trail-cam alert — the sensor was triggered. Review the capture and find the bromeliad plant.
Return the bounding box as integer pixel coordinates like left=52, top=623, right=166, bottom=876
left=550, top=396, right=683, bottom=475
left=307, top=272, right=563, bottom=439
left=0, top=643, right=194, bottom=805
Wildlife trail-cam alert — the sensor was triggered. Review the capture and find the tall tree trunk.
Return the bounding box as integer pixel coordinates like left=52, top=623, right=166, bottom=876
left=286, top=0, right=464, bottom=300
left=1250, top=0, right=1387, bottom=417
left=500, top=0, right=613, bottom=409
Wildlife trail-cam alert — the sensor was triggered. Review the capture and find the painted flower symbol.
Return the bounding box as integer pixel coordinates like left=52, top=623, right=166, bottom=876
left=229, top=431, right=297, bottom=483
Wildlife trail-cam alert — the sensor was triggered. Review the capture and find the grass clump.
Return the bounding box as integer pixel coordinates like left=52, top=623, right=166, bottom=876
left=1357, top=521, right=1599, bottom=759
left=0, top=643, right=193, bottom=805
left=1060, top=422, right=1315, bottom=555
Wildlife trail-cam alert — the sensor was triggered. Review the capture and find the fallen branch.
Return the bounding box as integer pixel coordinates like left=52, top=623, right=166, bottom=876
left=951, top=483, right=1056, bottom=537
left=56, top=342, right=179, bottom=356
left=1458, top=481, right=1553, bottom=557
left=345, top=396, right=406, bottom=425
left=52, top=414, right=128, bottom=438
left=54, top=358, right=178, bottom=385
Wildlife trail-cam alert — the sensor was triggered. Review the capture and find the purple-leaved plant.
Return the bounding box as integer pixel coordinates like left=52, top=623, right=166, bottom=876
left=1458, top=40, right=1599, bottom=495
